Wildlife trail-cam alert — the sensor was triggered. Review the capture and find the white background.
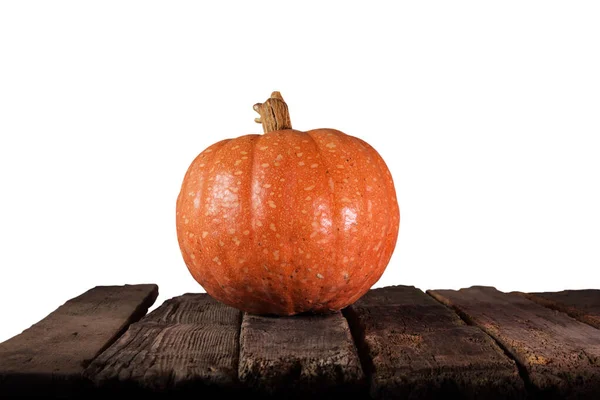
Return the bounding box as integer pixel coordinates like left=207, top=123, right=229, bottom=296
left=1, top=2, right=599, bottom=343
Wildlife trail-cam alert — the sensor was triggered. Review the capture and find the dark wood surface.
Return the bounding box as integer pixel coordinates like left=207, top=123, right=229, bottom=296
left=239, top=311, right=365, bottom=399
left=345, top=285, right=525, bottom=399
left=516, top=289, right=600, bottom=330
left=0, top=284, right=158, bottom=398
left=2, top=283, right=600, bottom=399
left=429, top=286, right=600, bottom=399
left=84, top=293, right=243, bottom=396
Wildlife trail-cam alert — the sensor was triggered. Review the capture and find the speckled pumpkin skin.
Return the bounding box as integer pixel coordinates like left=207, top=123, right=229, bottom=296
left=176, top=128, right=399, bottom=315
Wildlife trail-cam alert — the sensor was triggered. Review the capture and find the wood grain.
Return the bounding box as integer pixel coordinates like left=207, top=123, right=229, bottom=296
left=238, top=311, right=365, bottom=399
left=429, top=286, right=600, bottom=399
left=0, top=284, right=158, bottom=398
left=517, top=289, right=600, bottom=330
left=344, top=285, right=525, bottom=399
left=84, top=293, right=242, bottom=396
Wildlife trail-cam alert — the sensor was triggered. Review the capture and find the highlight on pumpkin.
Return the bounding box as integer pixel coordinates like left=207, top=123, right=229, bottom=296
left=175, top=91, right=400, bottom=316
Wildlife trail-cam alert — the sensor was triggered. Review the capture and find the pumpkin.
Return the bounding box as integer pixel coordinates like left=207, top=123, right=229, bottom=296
left=176, top=92, right=399, bottom=315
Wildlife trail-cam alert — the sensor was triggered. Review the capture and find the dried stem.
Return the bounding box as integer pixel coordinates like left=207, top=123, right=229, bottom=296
left=253, top=91, right=292, bottom=133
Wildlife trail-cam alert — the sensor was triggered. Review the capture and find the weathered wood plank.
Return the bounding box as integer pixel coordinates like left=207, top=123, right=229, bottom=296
left=429, top=286, right=600, bottom=399
left=344, top=285, right=525, bottom=399
left=238, top=311, right=365, bottom=399
left=84, top=293, right=242, bottom=396
left=516, top=289, right=600, bottom=330
left=0, top=284, right=158, bottom=398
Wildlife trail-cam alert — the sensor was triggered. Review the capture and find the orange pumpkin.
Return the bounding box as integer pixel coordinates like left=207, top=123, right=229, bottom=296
left=176, top=92, right=399, bottom=315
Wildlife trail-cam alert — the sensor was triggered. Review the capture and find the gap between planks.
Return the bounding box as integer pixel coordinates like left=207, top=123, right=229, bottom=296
left=85, top=286, right=531, bottom=399
left=0, top=284, right=159, bottom=398
left=342, top=285, right=526, bottom=399
left=424, top=289, right=537, bottom=396
left=428, top=286, right=600, bottom=399
left=514, top=289, right=600, bottom=330
left=4, top=283, right=599, bottom=399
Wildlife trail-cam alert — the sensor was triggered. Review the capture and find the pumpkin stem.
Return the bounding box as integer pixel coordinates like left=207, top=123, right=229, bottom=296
left=253, top=91, right=292, bottom=133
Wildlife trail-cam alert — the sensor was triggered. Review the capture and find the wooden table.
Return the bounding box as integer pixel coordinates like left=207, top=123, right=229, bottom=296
left=1, top=284, right=599, bottom=399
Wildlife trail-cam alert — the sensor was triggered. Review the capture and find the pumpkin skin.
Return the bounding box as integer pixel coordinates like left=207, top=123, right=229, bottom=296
left=176, top=126, right=399, bottom=315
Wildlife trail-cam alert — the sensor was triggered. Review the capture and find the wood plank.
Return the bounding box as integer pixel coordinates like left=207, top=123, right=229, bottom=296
left=344, top=285, right=525, bottom=399
left=238, top=311, right=365, bottom=399
left=0, top=283, right=158, bottom=398
left=516, top=289, right=600, bottom=330
left=429, top=286, right=600, bottom=399
left=84, top=293, right=242, bottom=396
